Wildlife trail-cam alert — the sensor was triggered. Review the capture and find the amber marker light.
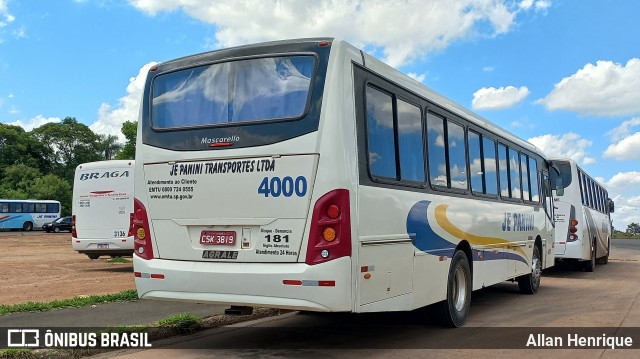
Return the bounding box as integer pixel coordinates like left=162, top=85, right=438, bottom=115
left=323, top=227, right=336, bottom=241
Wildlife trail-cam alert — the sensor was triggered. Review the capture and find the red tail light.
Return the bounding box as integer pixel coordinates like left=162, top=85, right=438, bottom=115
left=131, top=198, right=154, bottom=260
left=71, top=215, right=77, bottom=238
left=305, top=189, right=351, bottom=265
left=567, top=218, right=579, bottom=242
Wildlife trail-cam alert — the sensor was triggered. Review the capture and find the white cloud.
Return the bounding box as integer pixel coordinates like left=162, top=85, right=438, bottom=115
left=536, top=58, right=640, bottom=116
left=6, top=115, right=61, bottom=131
left=472, top=86, right=529, bottom=110
left=605, top=171, right=640, bottom=230
left=603, top=132, right=640, bottom=161
left=89, top=62, right=157, bottom=142
left=520, top=0, right=551, bottom=11
left=607, top=117, right=640, bottom=142
left=0, top=0, right=15, bottom=28
left=406, top=72, right=426, bottom=83
left=527, top=132, right=595, bottom=165
left=610, top=195, right=640, bottom=231
left=128, top=0, right=547, bottom=67
left=607, top=172, right=640, bottom=188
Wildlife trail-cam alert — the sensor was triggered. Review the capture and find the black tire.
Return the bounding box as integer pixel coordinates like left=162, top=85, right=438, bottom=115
left=583, top=238, right=596, bottom=272
left=53, top=227, right=60, bottom=233
left=432, top=250, right=472, bottom=327
left=518, top=245, right=542, bottom=294
left=87, top=254, right=100, bottom=260
left=597, top=238, right=610, bottom=265
left=22, top=222, right=33, bottom=231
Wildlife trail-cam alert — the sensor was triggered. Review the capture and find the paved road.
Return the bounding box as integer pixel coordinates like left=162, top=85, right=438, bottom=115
left=100, top=239, right=640, bottom=358
left=2, top=239, right=639, bottom=358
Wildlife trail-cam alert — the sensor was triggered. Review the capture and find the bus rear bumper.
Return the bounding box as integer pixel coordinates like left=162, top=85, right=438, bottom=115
left=72, top=236, right=134, bottom=253
left=133, top=256, right=353, bottom=312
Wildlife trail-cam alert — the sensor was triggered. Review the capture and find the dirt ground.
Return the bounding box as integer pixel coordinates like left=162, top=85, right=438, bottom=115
left=0, top=231, right=135, bottom=305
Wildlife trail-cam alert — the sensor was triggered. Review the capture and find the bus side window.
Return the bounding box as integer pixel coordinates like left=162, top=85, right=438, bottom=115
left=365, top=86, right=397, bottom=180
left=498, top=144, right=509, bottom=198
left=397, top=99, right=425, bottom=182
left=529, top=158, right=539, bottom=202
left=447, top=121, right=467, bottom=190
left=427, top=112, right=447, bottom=187
left=468, top=131, right=483, bottom=193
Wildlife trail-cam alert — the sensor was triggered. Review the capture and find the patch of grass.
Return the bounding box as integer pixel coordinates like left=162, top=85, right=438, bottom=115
left=154, top=313, right=202, bottom=335
left=106, top=257, right=131, bottom=264
left=0, top=290, right=138, bottom=316
left=0, top=349, right=34, bottom=358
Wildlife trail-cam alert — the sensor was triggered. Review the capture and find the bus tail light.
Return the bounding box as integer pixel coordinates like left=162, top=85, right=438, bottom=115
left=305, top=189, right=351, bottom=265
left=131, top=198, right=154, bottom=260
left=567, top=218, right=579, bottom=242
left=71, top=215, right=77, bottom=238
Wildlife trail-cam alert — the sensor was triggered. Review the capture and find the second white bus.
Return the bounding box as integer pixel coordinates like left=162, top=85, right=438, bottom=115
left=72, top=160, right=135, bottom=259
left=132, top=38, right=556, bottom=327
left=550, top=158, right=614, bottom=271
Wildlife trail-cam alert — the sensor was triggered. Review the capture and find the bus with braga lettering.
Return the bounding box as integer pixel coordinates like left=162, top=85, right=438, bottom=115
left=72, top=160, right=135, bottom=259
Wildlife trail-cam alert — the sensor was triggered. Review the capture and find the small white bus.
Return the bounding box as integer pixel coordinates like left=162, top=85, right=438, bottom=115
left=132, top=38, right=556, bottom=327
left=0, top=199, right=61, bottom=231
left=72, top=160, right=135, bottom=259
left=549, top=158, right=614, bottom=271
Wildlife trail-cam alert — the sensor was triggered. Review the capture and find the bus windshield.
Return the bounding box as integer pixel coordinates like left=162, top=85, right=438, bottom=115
left=151, top=55, right=316, bottom=129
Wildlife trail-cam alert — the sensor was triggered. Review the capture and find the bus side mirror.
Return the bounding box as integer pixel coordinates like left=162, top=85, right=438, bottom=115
left=555, top=178, right=564, bottom=197
left=608, top=199, right=615, bottom=213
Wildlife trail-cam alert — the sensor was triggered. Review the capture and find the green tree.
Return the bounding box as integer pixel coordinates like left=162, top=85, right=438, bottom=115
left=99, top=134, right=124, bottom=160
left=0, top=123, right=49, bottom=174
left=0, top=164, right=71, bottom=214
left=0, top=164, right=40, bottom=198
left=31, top=117, right=102, bottom=182
left=30, top=174, right=73, bottom=215
left=627, top=222, right=640, bottom=236
left=115, top=121, right=137, bottom=160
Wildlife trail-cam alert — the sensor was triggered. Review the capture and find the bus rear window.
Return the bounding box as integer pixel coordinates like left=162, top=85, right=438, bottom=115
left=151, top=55, right=316, bottom=129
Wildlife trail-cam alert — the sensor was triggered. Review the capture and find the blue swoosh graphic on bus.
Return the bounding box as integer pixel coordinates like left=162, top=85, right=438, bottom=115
left=406, top=200, right=528, bottom=265
left=406, top=200, right=455, bottom=258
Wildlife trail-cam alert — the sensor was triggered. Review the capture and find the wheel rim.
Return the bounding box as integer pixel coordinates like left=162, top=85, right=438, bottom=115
left=532, top=251, right=541, bottom=288
left=452, top=265, right=468, bottom=312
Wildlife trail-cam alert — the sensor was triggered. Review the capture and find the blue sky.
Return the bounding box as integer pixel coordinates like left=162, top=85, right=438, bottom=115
left=1, top=0, right=639, bottom=228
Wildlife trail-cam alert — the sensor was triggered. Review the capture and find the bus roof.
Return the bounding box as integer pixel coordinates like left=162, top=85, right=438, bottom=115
left=151, top=37, right=543, bottom=157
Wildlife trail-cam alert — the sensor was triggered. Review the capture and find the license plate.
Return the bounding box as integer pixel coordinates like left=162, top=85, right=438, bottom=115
left=97, top=244, right=109, bottom=249
left=200, top=230, right=236, bottom=246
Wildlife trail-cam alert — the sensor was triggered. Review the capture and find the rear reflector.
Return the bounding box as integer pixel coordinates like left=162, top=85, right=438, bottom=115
left=283, top=280, right=335, bottom=287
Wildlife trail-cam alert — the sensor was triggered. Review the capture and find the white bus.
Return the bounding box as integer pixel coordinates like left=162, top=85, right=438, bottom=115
left=0, top=199, right=61, bottom=231
left=132, top=38, right=556, bottom=327
left=72, top=160, right=135, bottom=259
left=549, top=158, right=614, bottom=271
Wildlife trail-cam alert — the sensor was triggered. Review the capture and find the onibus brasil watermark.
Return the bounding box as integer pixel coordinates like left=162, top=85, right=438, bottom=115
left=5, top=329, right=151, bottom=349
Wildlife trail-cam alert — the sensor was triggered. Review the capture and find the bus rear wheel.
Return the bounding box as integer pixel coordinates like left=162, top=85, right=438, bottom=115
left=22, top=222, right=33, bottom=231
left=596, top=238, right=610, bottom=265
left=583, top=238, right=596, bottom=272
left=432, top=250, right=471, bottom=327
left=518, top=245, right=541, bottom=294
